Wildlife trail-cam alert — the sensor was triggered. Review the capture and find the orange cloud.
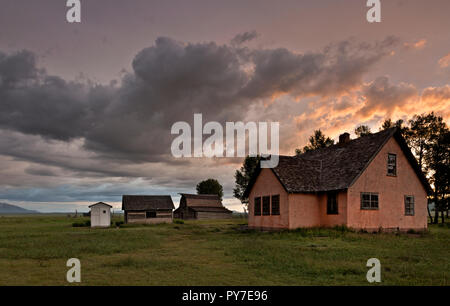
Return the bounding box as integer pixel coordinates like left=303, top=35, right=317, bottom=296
left=403, top=39, right=427, bottom=50
left=288, top=79, right=450, bottom=153
left=438, top=53, right=450, bottom=68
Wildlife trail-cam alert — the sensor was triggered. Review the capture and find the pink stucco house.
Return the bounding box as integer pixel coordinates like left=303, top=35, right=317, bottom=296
left=245, top=128, right=431, bottom=231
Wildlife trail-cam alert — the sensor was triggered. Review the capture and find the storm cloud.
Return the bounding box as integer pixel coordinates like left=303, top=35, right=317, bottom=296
left=0, top=36, right=399, bottom=164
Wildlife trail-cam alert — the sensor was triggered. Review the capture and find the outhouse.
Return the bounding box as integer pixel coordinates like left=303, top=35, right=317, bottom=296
left=89, top=202, right=112, bottom=227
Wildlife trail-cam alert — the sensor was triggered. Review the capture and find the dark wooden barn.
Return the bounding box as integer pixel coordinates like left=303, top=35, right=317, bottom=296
left=122, top=195, right=174, bottom=224
left=173, top=193, right=233, bottom=220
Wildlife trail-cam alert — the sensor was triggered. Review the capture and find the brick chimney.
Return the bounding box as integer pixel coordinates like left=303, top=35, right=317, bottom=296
left=339, top=132, right=350, bottom=144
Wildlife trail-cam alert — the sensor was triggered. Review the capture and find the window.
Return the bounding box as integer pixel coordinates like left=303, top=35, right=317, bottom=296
left=271, top=195, right=280, bottom=215
left=327, top=192, right=338, bottom=215
left=254, top=197, right=261, bottom=216
left=146, top=211, right=156, bottom=218
left=361, top=192, right=379, bottom=210
left=405, top=196, right=415, bottom=216
left=103, top=210, right=106, bottom=214
left=262, top=196, right=270, bottom=215
left=387, top=153, right=397, bottom=176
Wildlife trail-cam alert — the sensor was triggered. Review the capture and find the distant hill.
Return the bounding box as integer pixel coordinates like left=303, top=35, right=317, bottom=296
left=0, top=203, right=40, bottom=214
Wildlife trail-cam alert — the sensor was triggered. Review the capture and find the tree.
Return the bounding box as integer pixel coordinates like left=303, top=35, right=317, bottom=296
left=380, top=118, right=409, bottom=135
left=355, top=125, right=372, bottom=137
left=233, top=155, right=260, bottom=210
left=422, top=121, right=449, bottom=224
left=407, top=113, right=442, bottom=170
left=295, top=130, right=334, bottom=155
left=196, top=178, right=223, bottom=200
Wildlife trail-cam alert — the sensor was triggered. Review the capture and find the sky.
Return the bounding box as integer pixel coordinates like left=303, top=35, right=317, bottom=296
left=0, top=0, right=449, bottom=212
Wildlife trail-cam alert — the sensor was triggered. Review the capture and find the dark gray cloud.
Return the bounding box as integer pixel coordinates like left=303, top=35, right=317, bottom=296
left=0, top=36, right=399, bottom=178
left=0, top=50, right=96, bottom=141
left=24, top=166, right=58, bottom=177
left=231, top=31, right=259, bottom=45
left=357, top=76, right=418, bottom=117
left=242, top=37, right=399, bottom=99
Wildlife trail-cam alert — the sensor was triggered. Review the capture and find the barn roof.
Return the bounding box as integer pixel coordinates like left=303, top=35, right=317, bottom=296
left=88, top=202, right=112, bottom=208
left=122, top=195, right=175, bottom=211
left=189, top=206, right=233, bottom=213
left=180, top=193, right=224, bottom=208
left=244, top=128, right=432, bottom=196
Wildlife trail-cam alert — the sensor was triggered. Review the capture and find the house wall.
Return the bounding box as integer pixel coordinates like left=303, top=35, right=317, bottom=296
left=347, top=137, right=428, bottom=231
left=90, top=204, right=111, bottom=227
left=288, top=193, right=320, bottom=229
left=287, top=191, right=348, bottom=229
left=248, top=169, right=289, bottom=229
left=318, top=191, right=348, bottom=227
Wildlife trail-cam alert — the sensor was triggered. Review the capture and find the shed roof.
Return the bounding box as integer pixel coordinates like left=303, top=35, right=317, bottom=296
left=244, top=128, right=432, bottom=196
left=122, top=195, right=174, bottom=211
left=88, top=202, right=113, bottom=208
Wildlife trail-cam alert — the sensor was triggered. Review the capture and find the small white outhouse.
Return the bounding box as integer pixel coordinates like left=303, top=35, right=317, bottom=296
left=89, top=202, right=112, bottom=228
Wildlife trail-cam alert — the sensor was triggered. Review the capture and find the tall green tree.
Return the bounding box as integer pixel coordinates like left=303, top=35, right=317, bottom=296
left=407, top=113, right=442, bottom=170
left=233, top=155, right=260, bottom=211
left=421, top=118, right=449, bottom=224
left=196, top=178, right=224, bottom=200
left=295, top=130, right=334, bottom=155
left=355, top=125, right=372, bottom=137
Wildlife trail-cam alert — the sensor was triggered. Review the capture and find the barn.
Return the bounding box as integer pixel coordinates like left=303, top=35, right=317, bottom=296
left=122, top=195, right=174, bottom=224
left=89, top=202, right=112, bottom=228
left=173, top=193, right=233, bottom=220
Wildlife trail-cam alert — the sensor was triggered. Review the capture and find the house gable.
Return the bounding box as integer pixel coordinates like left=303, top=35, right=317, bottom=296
left=347, top=136, right=428, bottom=230
left=348, top=130, right=431, bottom=195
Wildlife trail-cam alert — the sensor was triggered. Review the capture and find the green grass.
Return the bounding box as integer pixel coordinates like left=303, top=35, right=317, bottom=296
left=0, top=215, right=448, bottom=285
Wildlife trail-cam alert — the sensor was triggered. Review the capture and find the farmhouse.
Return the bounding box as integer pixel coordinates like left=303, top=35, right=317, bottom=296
left=122, top=195, right=174, bottom=224
left=245, top=128, right=432, bottom=231
left=89, top=202, right=112, bottom=228
left=173, top=194, right=233, bottom=220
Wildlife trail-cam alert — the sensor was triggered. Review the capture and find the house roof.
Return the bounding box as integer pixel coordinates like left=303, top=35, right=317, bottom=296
left=88, top=202, right=113, bottom=208
left=180, top=193, right=224, bottom=208
left=122, top=195, right=175, bottom=211
left=244, top=128, right=432, bottom=196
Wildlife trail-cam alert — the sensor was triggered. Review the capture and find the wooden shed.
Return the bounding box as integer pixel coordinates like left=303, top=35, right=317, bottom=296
left=122, top=195, right=174, bottom=224
left=173, top=194, right=233, bottom=220
left=89, top=202, right=112, bottom=228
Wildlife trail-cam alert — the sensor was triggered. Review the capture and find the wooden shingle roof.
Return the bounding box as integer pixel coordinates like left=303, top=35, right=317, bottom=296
left=189, top=206, right=232, bottom=213
left=122, top=195, right=175, bottom=211
left=180, top=193, right=224, bottom=208
left=245, top=128, right=432, bottom=196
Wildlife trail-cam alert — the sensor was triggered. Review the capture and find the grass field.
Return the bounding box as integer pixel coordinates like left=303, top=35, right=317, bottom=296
left=0, top=215, right=448, bottom=286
